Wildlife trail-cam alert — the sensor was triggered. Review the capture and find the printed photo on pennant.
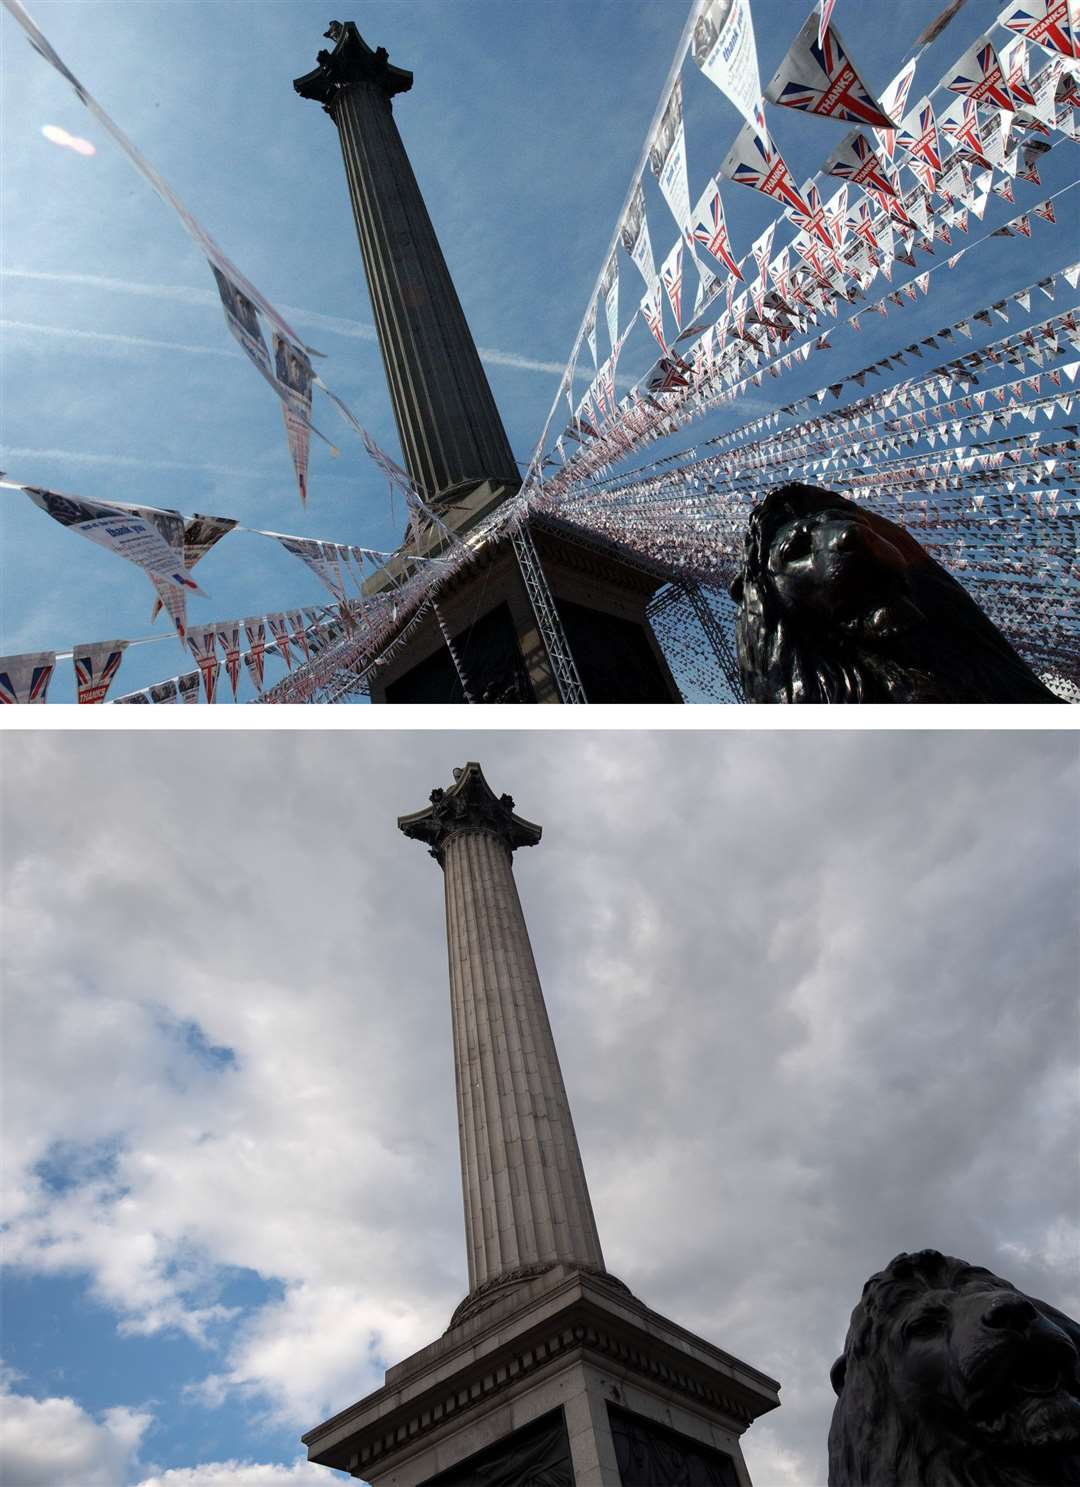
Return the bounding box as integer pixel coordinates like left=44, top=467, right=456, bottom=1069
left=619, top=180, right=655, bottom=286
left=691, top=0, right=763, bottom=132
left=273, top=333, right=315, bottom=505
left=649, top=77, right=692, bottom=231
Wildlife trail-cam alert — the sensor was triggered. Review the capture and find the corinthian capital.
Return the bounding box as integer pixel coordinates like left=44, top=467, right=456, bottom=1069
left=398, top=762, right=542, bottom=863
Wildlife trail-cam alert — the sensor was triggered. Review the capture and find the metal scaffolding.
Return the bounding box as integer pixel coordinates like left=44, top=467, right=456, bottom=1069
left=509, top=522, right=587, bottom=704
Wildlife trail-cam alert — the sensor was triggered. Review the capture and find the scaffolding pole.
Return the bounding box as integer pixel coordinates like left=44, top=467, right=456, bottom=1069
left=509, top=523, right=587, bottom=704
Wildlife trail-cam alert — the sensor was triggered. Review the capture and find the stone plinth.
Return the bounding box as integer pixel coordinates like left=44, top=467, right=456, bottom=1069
left=302, top=1267, right=781, bottom=1485
left=367, top=521, right=683, bottom=705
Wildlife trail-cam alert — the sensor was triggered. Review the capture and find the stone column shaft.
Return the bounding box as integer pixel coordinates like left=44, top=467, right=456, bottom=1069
left=442, top=828, right=605, bottom=1290
left=295, top=23, right=520, bottom=500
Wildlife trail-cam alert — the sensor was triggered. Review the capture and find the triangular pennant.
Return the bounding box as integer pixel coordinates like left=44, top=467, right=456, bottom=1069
left=945, top=36, right=1019, bottom=113
left=243, top=617, right=267, bottom=692
left=215, top=622, right=243, bottom=700
left=649, top=77, right=692, bottom=231
left=272, top=333, right=315, bottom=505
left=998, top=0, right=1075, bottom=60
left=72, top=638, right=127, bottom=704
left=0, top=650, right=55, bottom=704
left=660, top=240, right=685, bottom=330
left=149, top=512, right=236, bottom=622
left=720, top=118, right=810, bottom=216
left=824, top=128, right=898, bottom=195
left=26, top=488, right=203, bottom=642
left=691, top=0, right=762, bottom=132
left=765, top=12, right=897, bottom=127
left=619, top=180, right=655, bottom=286
left=186, top=625, right=221, bottom=703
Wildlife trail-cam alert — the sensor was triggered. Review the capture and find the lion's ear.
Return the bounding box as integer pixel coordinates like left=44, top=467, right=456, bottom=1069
left=830, top=1355, right=847, bottom=1396
left=729, top=572, right=744, bottom=603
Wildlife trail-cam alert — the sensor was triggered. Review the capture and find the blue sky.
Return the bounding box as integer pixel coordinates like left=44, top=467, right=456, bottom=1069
left=2, top=730, right=1077, bottom=1485
left=2, top=0, right=1076, bottom=701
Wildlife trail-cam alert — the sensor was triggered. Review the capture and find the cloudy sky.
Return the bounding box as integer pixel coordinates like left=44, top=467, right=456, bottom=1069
left=1, top=727, right=1077, bottom=1484
left=2, top=0, right=1075, bottom=699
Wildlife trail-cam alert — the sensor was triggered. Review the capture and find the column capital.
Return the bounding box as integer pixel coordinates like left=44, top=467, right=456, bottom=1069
left=293, top=21, right=413, bottom=116
left=398, top=762, right=541, bottom=864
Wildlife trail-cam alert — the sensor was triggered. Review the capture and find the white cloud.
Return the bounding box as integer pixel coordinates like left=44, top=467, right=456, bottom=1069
left=0, top=445, right=263, bottom=478
left=0, top=1376, right=152, bottom=1487
left=134, top=1461, right=332, bottom=1487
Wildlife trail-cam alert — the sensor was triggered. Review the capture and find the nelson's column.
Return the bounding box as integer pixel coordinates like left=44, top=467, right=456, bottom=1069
left=301, top=764, right=779, bottom=1484
left=294, top=24, right=682, bottom=704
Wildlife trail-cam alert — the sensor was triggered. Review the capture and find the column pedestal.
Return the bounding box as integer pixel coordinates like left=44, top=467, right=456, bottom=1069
left=302, top=1268, right=780, bottom=1486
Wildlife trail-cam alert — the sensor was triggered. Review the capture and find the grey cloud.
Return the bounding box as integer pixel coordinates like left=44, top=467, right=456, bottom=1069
left=1, top=730, right=1076, bottom=1484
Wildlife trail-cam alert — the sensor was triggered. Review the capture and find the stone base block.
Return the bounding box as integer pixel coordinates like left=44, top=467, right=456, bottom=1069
left=302, top=1268, right=779, bottom=1484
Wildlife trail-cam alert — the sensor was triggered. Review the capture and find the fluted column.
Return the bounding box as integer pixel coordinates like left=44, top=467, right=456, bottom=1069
left=399, top=764, right=605, bottom=1298
left=294, top=23, right=521, bottom=501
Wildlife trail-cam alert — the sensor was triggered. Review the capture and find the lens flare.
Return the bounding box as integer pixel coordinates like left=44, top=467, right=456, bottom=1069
left=41, top=124, right=95, bottom=156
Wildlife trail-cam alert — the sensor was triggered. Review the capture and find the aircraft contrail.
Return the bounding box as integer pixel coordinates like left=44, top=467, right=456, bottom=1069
left=2, top=319, right=237, bottom=359
left=0, top=445, right=275, bottom=479
left=1, top=268, right=591, bottom=380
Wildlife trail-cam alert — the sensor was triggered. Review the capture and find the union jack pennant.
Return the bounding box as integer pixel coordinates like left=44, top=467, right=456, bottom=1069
left=0, top=650, right=55, bottom=704
left=1018, top=145, right=1045, bottom=184
left=824, top=129, right=898, bottom=196
left=689, top=177, right=743, bottom=280
left=998, top=0, right=1076, bottom=60
left=268, top=612, right=293, bottom=670
left=660, top=241, right=685, bottom=330
left=946, top=38, right=1019, bottom=113
left=243, top=617, right=267, bottom=692
left=72, top=638, right=127, bottom=704
left=215, top=622, right=243, bottom=698
left=941, top=96, right=990, bottom=165
left=896, top=100, right=941, bottom=186
left=187, top=625, right=221, bottom=704
left=720, top=119, right=810, bottom=217
left=874, top=57, right=918, bottom=161
left=1000, top=36, right=1037, bottom=109
left=641, top=277, right=667, bottom=351
left=787, top=181, right=835, bottom=248
left=847, top=197, right=881, bottom=249
left=644, top=353, right=692, bottom=397
left=765, top=13, right=896, bottom=128
left=1033, top=197, right=1057, bottom=222
left=288, top=609, right=311, bottom=661
left=751, top=221, right=775, bottom=289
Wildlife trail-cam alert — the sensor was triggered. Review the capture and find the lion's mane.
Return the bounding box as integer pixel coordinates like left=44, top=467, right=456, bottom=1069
left=828, top=1249, right=1080, bottom=1487
left=731, top=485, right=1060, bottom=703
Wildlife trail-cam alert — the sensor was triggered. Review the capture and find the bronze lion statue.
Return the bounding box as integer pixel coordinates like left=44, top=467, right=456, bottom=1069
left=730, top=485, right=1061, bottom=702
left=829, top=1249, right=1080, bottom=1486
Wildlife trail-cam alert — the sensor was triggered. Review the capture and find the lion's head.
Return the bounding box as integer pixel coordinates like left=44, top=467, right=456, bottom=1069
left=828, top=1249, right=1080, bottom=1486
left=730, top=484, right=1061, bottom=703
